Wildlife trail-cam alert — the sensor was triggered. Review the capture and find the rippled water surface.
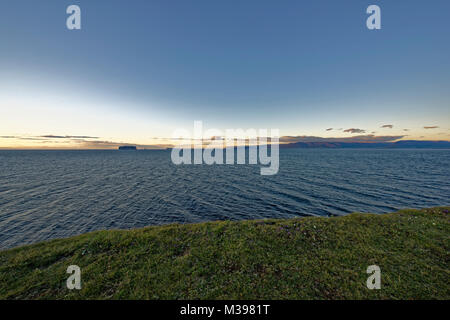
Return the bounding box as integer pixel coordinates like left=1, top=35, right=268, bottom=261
left=0, top=149, right=449, bottom=249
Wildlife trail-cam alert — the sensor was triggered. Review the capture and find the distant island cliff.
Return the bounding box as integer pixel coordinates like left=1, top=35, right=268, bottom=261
left=118, top=146, right=137, bottom=150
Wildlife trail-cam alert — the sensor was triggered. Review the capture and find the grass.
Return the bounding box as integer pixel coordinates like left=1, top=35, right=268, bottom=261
left=0, top=207, right=448, bottom=300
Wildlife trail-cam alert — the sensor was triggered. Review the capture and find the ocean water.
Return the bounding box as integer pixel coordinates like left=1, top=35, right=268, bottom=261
left=0, top=149, right=449, bottom=249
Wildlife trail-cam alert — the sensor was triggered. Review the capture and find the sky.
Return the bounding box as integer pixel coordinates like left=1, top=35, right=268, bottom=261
left=0, top=0, right=449, bottom=149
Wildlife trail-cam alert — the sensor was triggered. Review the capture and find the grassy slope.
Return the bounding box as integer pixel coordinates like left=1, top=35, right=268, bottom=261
left=0, top=207, right=448, bottom=300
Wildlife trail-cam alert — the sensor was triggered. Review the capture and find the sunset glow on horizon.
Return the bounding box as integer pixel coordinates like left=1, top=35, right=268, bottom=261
left=1, top=1, right=449, bottom=149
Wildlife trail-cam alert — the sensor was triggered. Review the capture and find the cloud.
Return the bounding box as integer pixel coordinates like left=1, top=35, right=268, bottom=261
left=381, top=124, right=393, bottom=129
left=18, top=137, right=49, bottom=141
left=343, top=128, right=366, bottom=134
left=2, top=135, right=99, bottom=140
left=424, top=126, right=439, bottom=129
left=40, top=135, right=99, bottom=139
left=0, top=135, right=48, bottom=141
left=403, top=129, right=409, bottom=131
left=279, top=135, right=404, bottom=143
left=70, top=139, right=172, bottom=149
left=0, top=135, right=171, bottom=149
left=326, top=128, right=333, bottom=131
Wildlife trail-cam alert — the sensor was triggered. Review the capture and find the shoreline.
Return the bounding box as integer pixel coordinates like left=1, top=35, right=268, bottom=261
left=0, top=207, right=448, bottom=299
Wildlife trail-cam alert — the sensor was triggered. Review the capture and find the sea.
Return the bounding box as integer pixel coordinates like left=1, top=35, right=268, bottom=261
left=0, top=149, right=449, bottom=249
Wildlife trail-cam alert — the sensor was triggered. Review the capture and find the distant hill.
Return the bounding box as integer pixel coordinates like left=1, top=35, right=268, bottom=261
left=392, top=140, right=450, bottom=148
left=281, top=140, right=450, bottom=149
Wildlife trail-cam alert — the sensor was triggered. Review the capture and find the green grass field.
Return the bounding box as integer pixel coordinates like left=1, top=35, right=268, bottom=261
left=0, top=207, right=448, bottom=299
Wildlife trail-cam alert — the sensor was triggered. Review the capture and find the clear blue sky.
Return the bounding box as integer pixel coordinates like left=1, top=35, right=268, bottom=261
left=0, top=0, right=449, bottom=148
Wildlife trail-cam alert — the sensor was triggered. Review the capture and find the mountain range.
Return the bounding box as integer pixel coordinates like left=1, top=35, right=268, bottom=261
left=280, top=140, right=450, bottom=149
